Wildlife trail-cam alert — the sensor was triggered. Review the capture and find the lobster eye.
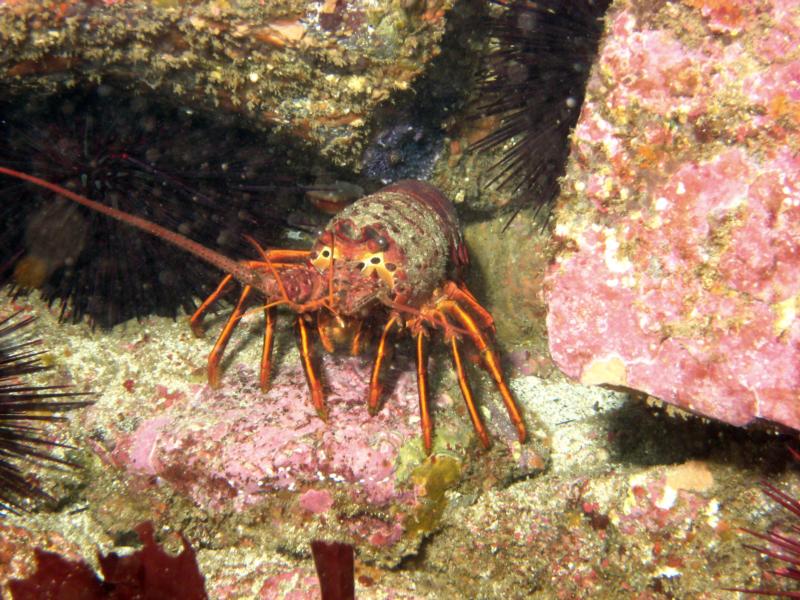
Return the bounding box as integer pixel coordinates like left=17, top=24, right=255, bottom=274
left=364, top=226, right=389, bottom=251
left=336, top=220, right=357, bottom=240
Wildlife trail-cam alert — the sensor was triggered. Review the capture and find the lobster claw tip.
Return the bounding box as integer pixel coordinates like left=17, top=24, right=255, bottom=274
left=367, top=386, right=383, bottom=417
left=517, top=426, right=527, bottom=444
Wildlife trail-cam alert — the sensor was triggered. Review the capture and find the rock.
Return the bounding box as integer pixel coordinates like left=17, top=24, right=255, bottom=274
left=546, top=0, right=800, bottom=430
left=0, top=293, right=790, bottom=598
left=95, top=350, right=462, bottom=563
left=108, top=357, right=423, bottom=513
left=4, top=295, right=545, bottom=567
left=462, top=217, right=552, bottom=359
left=0, top=0, right=453, bottom=167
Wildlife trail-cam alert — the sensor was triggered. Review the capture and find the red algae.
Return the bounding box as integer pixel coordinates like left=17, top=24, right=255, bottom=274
left=311, top=540, right=355, bottom=600
left=8, top=522, right=207, bottom=600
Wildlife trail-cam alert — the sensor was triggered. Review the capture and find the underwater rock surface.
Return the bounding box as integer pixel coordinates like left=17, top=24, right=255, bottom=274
left=0, top=293, right=546, bottom=570
left=0, top=0, right=452, bottom=167
left=547, top=0, right=800, bottom=430
left=1, top=270, right=796, bottom=597
left=4, top=2, right=800, bottom=597
left=108, top=357, right=422, bottom=513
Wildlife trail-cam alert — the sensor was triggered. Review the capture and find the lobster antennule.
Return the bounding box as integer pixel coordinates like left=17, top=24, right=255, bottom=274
left=0, top=165, right=257, bottom=287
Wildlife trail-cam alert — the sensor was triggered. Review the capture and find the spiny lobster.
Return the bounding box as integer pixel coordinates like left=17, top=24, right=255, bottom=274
left=0, top=166, right=526, bottom=453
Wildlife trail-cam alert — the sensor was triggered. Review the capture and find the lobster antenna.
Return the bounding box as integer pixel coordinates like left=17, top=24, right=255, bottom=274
left=0, top=166, right=258, bottom=288
left=244, top=234, right=296, bottom=308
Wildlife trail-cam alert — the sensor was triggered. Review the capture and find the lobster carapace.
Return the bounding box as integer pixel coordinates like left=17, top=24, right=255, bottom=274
left=0, top=167, right=526, bottom=452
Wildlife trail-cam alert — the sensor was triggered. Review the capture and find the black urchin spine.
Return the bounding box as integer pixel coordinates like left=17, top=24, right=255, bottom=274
left=0, top=309, right=90, bottom=514
left=472, top=0, right=611, bottom=223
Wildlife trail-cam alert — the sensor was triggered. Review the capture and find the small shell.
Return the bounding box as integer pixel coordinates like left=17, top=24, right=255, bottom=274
left=305, top=181, right=364, bottom=214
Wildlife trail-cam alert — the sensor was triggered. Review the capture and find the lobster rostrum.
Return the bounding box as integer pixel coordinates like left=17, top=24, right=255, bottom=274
left=0, top=167, right=526, bottom=452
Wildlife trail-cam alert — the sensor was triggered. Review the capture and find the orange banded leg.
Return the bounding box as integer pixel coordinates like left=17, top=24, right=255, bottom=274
left=316, top=312, right=336, bottom=354
left=416, top=330, right=433, bottom=453
left=350, top=319, right=365, bottom=356
left=442, top=301, right=527, bottom=444
left=207, top=285, right=252, bottom=388
left=242, top=260, right=305, bottom=273
left=243, top=239, right=308, bottom=265
left=296, top=316, right=328, bottom=420
left=259, top=306, right=277, bottom=392
left=445, top=281, right=495, bottom=332
left=367, top=315, right=399, bottom=415
left=449, top=337, right=490, bottom=449
left=190, top=274, right=234, bottom=336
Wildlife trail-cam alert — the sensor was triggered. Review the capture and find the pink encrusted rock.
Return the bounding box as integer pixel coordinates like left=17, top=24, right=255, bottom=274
left=546, top=0, right=800, bottom=429
left=255, top=569, right=320, bottom=600
left=298, top=489, right=334, bottom=514
left=110, top=354, right=422, bottom=513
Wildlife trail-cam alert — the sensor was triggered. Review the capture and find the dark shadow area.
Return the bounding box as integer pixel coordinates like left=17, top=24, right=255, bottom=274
left=357, top=0, right=489, bottom=191
left=606, top=393, right=796, bottom=475
left=0, top=81, right=351, bottom=328
left=470, top=0, right=613, bottom=227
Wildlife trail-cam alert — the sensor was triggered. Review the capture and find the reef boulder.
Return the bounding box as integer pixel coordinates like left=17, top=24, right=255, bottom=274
left=546, top=0, right=800, bottom=429
left=0, top=0, right=452, bottom=167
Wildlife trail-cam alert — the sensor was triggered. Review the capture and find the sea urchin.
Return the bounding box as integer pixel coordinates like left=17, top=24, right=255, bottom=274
left=0, top=84, right=302, bottom=328
left=727, top=448, right=800, bottom=597
left=472, top=0, right=610, bottom=223
left=0, top=308, right=90, bottom=514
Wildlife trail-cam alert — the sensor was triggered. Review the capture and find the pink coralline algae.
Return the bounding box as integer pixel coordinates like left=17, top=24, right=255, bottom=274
left=110, top=353, right=422, bottom=513
left=546, top=0, right=800, bottom=429
left=254, top=569, right=321, bottom=600
left=299, top=489, right=335, bottom=514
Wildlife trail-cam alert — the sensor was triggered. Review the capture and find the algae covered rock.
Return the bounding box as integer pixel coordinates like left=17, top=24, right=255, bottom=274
left=0, top=0, right=454, bottom=166
left=546, top=0, right=800, bottom=431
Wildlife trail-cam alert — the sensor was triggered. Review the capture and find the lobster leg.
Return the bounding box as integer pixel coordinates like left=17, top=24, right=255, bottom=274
left=441, top=300, right=527, bottom=444
left=207, top=285, right=252, bottom=388
left=415, top=330, right=433, bottom=453
left=259, top=306, right=277, bottom=392
left=367, top=315, right=399, bottom=415
left=445, top=281, right=495, bottom=332
left=449, top=336, right=491, bottom=449
left=349, top=319, right=366, bottom=356
left=296, top=316, right=328, bottom=420
left=190, top=274, right=234, bottom=336
left=316, top=312, right=336, bottom=354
